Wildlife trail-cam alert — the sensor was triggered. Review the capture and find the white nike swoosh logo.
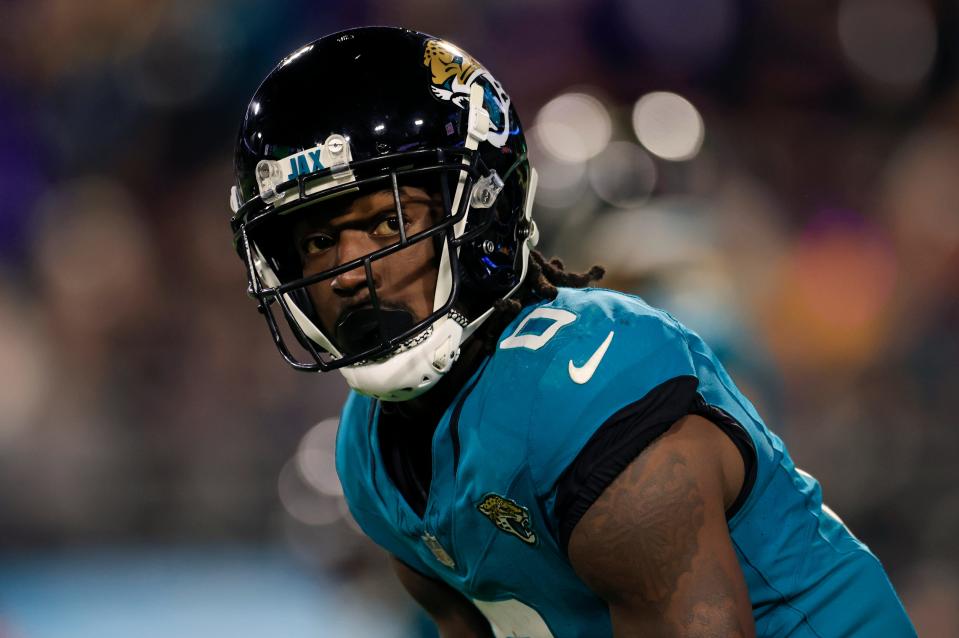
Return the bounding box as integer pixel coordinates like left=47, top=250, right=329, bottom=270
left=568, top=331, right=614, bottom=384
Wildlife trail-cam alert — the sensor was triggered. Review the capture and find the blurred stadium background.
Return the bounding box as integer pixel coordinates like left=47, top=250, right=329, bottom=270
left=1, top=0, right=957, bottom=636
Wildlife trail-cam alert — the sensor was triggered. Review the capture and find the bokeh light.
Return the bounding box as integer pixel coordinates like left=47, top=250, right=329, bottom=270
left=632, top=91, right=705, bottom=161
left=587, top=141, right=657, bottom=208
left=295, top=418, right=343, bottom=497
left=277, top=459, right=343, bottom=527
left=0, top=279, right=50, bottom=441
left=838, top=0, right=937, bottom=94
left=533, top=92, right=612, bottom=163
left=527, top=124, right=590, bottom=209
left=572, top=198, right=716, bottom=276
left=761, top=210, right=898, bottom=371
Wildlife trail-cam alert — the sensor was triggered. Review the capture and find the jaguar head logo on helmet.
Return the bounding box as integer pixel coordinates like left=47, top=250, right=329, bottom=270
left=422, top=38, right=512, bottom=147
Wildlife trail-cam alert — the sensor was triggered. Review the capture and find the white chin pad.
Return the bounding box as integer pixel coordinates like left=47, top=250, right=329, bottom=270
left=338, top=315, right=464, bottom=401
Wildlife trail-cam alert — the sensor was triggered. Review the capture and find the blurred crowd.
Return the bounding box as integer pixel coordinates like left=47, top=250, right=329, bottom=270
left=0, top=0, right=957, bottom=636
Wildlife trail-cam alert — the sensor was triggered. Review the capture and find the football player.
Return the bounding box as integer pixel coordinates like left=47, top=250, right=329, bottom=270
left=229, top=27, right=916, bottom=638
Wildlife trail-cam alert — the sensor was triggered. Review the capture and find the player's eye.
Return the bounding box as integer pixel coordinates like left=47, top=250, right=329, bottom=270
left=300, top=233, right=335, bottom=256
left=371, top=214, right=407, bottom=238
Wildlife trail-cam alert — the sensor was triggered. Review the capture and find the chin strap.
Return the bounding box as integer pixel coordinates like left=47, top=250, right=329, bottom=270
left=458, top=164, right=539, bottom=345
left=430, top=81, right=543, bottom=350
left=432, top=82, right=491, bottom=313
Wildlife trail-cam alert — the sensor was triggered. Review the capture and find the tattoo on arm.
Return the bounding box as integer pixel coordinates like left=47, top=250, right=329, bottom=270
left=681, top=562, right=748, bottom=638
left=568, top=420, right=753, bottom=638
left=575, top=451, right=704, bottom=606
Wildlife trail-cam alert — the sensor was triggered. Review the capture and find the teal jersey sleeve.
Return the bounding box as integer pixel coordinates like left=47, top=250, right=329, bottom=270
left=493, top=288, right=699, bottom=495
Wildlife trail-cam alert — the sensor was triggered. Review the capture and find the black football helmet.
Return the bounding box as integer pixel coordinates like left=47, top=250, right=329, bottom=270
left=230, top=27, right=538, bottom=400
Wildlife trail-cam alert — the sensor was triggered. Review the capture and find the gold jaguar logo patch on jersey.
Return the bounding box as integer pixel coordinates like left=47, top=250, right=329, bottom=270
left=477, top=493, right=537, bottom=545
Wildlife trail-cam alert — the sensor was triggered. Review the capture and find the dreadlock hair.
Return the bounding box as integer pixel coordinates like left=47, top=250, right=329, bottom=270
left=479, top=250, right=605, bottom=353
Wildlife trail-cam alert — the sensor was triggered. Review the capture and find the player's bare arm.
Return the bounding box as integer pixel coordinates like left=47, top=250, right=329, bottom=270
left=568, top=415, right=755, bottom=638
left=391, top=556, right=494, bottom=638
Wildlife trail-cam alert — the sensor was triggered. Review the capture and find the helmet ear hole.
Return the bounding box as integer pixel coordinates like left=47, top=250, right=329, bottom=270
left=457, top=157, right=531, bottom=300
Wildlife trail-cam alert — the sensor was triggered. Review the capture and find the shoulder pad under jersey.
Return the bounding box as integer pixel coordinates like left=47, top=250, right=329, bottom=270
left=490, top=288, right=698, bottom=492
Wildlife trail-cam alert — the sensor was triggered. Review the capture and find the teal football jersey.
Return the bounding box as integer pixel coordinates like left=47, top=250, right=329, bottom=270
left=336, top=288, right=915, bottom=637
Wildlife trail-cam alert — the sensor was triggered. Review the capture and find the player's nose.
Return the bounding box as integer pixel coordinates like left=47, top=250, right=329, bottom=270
left=330, top=230, right=379, bottom=298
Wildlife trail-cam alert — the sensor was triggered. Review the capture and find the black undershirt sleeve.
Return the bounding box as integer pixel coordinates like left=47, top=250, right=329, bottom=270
left=690, top=396, right=757, bottom=521
left=553, top=376, right=757, bottom=555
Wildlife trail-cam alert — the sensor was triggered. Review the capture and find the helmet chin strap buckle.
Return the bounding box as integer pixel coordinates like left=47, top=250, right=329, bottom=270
left=254, top=159, right=285, bottom=204
left=431, top=334, right=460, bottom=373
left=471, top=170, right=504, bottom=209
